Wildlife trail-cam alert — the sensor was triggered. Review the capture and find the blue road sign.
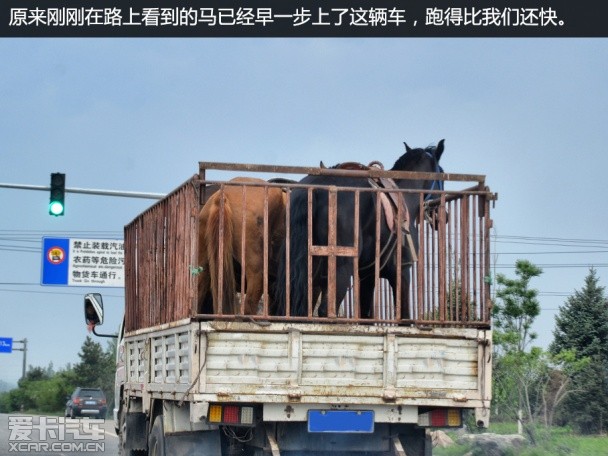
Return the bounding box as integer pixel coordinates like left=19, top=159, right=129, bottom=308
left=41, top=237, right=124, bottom=287
left=41, top=237, right=70, bottom=285
left=0, top=337, right=13, bottom=353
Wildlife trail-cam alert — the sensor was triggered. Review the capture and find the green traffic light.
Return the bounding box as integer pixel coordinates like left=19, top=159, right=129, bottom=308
left=49, top=201, right=64, bottom=216
left=49, top=172, right=65, bottom=217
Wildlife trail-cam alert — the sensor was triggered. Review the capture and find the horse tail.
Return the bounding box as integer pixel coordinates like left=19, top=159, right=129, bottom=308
left=289, top=189, right=312, bottom=316
left=206, top=193, right=236, bottom=314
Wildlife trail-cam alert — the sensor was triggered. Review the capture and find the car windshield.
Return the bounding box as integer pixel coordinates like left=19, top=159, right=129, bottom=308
left=79, top=389, right=104, bottom=398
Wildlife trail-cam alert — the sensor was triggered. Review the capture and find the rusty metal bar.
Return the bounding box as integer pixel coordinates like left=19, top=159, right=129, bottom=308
left=240, top=185, right=247, bottom=315
left=285, top=188, right=291, bottom=317
left=438, top=195, right=447, bottom=322
left=460, top=196, right=469, bottom=322
left=395, top=195, right=403, bottom=321
left=483, top=192, right=492, bottom=323
left=326, top=187, right=338, bottom=318
left=424, top=195, right=433, bottom=321
left=472, top=192, right=479, bottom=322
left=374, top=192, right=382, bottom=319
left=307, top=187, right=314, bottom=318
left=453, top=199, right=461, bottom=322
left=263, top=185, right=270, bottom=316
left=429, top=205, right=439, bottom=320
left=416, top=193, right=425, bottom=322
left=353, top=190, right=361, bottom=320
left=217, top=184, right=225, bottom=315
left=447, top=199, right=454, bottom=322
left=199, top=161, right=485, bottom=184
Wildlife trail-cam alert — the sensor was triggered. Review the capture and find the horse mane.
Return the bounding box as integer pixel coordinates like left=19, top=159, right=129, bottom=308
left=391, top=146, right=424, bottom=171
left=392, top=141, right=444, bottom=171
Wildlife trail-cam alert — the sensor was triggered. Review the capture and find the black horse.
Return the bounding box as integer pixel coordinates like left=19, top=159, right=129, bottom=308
left=274, top=140, right=445, bottom=320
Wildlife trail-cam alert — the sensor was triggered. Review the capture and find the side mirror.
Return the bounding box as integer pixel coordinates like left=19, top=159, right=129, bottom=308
left=84, top=293, right=104, bottom=326
left=83, top=293, right=117, bottom=339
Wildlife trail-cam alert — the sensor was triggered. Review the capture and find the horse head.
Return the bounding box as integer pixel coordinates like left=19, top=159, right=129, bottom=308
left=395, top=139, right=445, bottom=194
left=393, top=140, right=445, bottom=229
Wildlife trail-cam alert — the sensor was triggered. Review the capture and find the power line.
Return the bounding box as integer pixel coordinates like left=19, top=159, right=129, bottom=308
left=494, top=234, right=608, bottom=244
left=0, top=287, right=124, bottom=298
left=497, top=250, right=608, bottom=255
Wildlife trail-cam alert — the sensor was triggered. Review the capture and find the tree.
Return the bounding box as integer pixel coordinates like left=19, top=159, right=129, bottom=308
left=537, top=348, right=589, bottom=428
left=73, top=336, right=114, bottom=388
left=549, top=268, right=608, bottom=434
left=493, top=260, right=542, bottom=354
left=492, top=260, right=545, bottom=436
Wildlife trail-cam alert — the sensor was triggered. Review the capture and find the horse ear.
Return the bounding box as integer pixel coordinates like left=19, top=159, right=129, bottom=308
left=435, top=139, right=445, bottom=161
left=403, top=142, right=413, bottom=153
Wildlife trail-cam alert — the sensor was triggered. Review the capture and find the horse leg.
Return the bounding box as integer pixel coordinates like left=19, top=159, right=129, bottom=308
left=243, top=272, right=263, bottom=315
left=358, top=275, right=375, bottom=318
left=318, top=258, right=353, bottom=318
left=243, top=245, right=264, bottom=315
left=334, top=261, right=354, bottom=318
left=402, top=266, right=412, bottom=320
left=394, top=264, right=412, bottom=320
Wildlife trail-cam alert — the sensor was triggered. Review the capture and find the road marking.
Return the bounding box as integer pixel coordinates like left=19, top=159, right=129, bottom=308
left=104, top=429, right=119, bottom=438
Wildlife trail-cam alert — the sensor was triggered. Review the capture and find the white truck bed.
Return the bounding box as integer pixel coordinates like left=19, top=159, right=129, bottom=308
left=124, top=319, right=492, bottom=426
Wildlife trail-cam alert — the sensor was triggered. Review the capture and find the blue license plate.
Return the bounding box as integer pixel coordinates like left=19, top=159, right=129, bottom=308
left=308, top=410, right=374, bottom=433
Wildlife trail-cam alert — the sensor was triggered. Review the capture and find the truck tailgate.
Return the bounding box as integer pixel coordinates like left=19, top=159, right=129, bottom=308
left=198, top=321, right=491, bottom=408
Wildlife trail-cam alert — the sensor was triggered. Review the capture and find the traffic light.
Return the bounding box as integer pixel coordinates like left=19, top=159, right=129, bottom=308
left=49, top=173, right=65, bottom=216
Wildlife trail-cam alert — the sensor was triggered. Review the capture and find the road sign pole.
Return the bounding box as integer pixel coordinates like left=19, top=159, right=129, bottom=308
left=13, top=338, right=28, bottom=380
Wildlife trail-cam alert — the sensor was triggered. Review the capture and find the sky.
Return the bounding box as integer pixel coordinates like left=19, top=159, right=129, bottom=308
left=1, top=38, right=607, bottom=387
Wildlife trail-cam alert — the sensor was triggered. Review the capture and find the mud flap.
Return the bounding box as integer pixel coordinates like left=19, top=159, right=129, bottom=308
left=264, top=423, right=281, bottom=456
left=391, top=436, right=406, bottom=456
left=397, top=427, right=432, bottom=456
left=125, top=412, right=147, bottom=452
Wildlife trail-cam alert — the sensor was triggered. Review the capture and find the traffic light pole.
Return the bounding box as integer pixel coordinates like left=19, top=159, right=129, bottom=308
left=0, top=182, right=165, bottom=200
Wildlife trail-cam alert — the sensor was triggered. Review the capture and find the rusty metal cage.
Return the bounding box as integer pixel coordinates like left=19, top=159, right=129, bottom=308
left=124, top=163, right=495, bottom=332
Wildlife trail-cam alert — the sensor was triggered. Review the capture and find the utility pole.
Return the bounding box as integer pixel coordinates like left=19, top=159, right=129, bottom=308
left=13, top=338, right=27, bottom=380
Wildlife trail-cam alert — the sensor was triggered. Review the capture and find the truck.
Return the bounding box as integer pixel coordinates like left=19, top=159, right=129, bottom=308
left=85, top=157, right=496, bottom=456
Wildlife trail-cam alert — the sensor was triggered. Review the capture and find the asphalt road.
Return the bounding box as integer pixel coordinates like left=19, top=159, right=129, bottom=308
left=0, top=413, right=119, bottom=456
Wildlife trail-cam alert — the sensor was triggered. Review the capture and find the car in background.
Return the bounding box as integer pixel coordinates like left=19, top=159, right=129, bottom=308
left=65, top=387, right=107, bottom=418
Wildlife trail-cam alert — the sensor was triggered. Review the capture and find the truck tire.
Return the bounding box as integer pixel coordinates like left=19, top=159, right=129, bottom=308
left=148, top=416, right=166, bottom=456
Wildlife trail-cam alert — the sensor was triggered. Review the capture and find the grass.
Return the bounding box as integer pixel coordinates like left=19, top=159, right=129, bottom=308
left=433, top=423, right=608, bottom=456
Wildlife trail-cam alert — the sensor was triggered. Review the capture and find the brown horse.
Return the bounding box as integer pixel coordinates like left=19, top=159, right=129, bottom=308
left=197, top=177, right=287, bottom=315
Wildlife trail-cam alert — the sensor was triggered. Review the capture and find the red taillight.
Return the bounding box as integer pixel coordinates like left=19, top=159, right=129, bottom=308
left=223, top=406, right=240, bottom=424
left=431, top=411, right=448, bottom=427
left=418, top=409, right=462, bottom=427
left=208, top=404, right=255, bottom=426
